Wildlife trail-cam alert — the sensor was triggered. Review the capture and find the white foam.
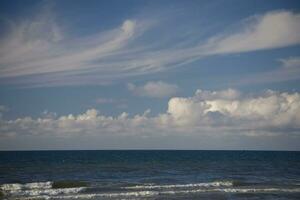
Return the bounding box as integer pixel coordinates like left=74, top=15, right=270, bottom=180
left=2, top=181, right=300, bottom=200
left=13, top=187, right=300, bottom=200
left=24, top=191, right=159, bottom=199
left=162, top=187, right=300, bottom=194
left=1, top=181, right=85, bottom=199
left=17, top=187, right=300, bottom=200
left=217, top=188, right=300, bottom=193
left=6, top=187, right=86, bottom=196
left=124, top=181, right=233, bottom=189
left=1, top=181, right=52, bottom=191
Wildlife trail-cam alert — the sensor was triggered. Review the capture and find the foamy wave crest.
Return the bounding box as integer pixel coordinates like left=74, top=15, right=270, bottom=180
left=18, top=191, right=158, bottom=199
left=162, top=187, right=300, bottom=194
left=17, top=187, right=300, bottom=200
left=31, top=191, right=159, bottom=199
left=1, top=181, right=52, bottom=191
left=0, top=181, right=86, bottom=199
left=124, top=181, right=233, bottom=189
left=2, top=181, right=300, bottom=200
left=218, top=188, right=300, bottom=193
left=6, top=187, right=85, bottom=196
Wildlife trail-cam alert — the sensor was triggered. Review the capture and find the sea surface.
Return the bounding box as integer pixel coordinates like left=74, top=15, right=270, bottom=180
left=0, top=150, right=300, bottom=200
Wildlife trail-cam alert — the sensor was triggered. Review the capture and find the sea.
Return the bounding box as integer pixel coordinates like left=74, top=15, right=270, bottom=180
left=0, top=150, right=300, bottom=200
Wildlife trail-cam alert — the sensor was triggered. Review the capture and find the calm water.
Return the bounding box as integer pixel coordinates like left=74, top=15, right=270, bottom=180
left=0, top=150, right=300, bottom=200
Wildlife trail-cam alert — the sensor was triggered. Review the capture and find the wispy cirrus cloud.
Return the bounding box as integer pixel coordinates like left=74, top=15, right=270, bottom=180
left=95, top=97, right=128, bottom=109
left=280, top=56, right=300, bottom=69
left=0, top=16, right=140, bottom=79
left=0, top=7, right=300, bottom=87
left=0, top=105, right=9, bottom=118
left=203, top=11, right=300, bottom=54
left=0, top=105, right=9, bottom=112
left=95, top=98, right=119, bottom=104
left=128, top=81, right=179, bottom=98
left=236, top=56, right=300, bottom=85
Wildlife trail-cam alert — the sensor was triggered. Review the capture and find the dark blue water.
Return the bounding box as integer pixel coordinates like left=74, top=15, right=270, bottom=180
left=0, top=150, right=300, bottom=199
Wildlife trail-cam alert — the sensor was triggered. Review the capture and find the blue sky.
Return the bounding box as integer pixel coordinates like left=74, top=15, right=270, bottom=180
left=0, top=0, right=300, bottom=150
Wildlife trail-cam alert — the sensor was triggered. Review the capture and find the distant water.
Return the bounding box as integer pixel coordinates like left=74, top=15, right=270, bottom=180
left=0, top=150, right=300, bottom=200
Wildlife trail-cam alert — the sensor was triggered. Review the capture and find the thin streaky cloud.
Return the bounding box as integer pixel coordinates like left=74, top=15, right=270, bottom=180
left=128, top=81, right=179, bottom=98
left=203, top=11, right=300, bottom=54
left=235, top=56, right=300, bottom=85
left=280, top=56, right=300, bottom=69
left=0, top=9, right=300, bottom=86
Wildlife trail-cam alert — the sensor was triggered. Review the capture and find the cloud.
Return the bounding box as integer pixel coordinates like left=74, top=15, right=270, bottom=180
left=0, top=105, right=9, bottom=112
left=0, top=18, right=138, bottom=76
left=193, top=88, right=241, bottom=100
left=205, top=11, right=300, bottom=54
left=95, top=97, right=128, bottom=109
left=1, top=89, right=299, bottom=143
left=280, top=56, right=300, bottom=69
left=0, top=105, right=9, bottom=118
left=95, top=98, right=118, bottom=104
left=0, top=8, right=300, bottom=87
left=128, top=81, right=179, bottom=98
left=0, top=5, right=146, bottom=86
left=166, top=89, right=300, bottom=130
left=236, top=56, right=300, bottom=85
left=210, top=89, right=300, bottom=127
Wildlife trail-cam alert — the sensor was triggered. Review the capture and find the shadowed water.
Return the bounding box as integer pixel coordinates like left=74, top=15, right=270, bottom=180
left=0, top=150, right=300, bottom=199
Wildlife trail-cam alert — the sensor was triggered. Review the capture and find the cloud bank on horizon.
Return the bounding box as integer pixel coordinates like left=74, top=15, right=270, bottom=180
left=1, top=88, right=299, bottom=149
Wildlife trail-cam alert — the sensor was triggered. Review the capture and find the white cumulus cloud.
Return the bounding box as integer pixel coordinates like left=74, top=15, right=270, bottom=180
left=1, top=89, right=299, bottom=141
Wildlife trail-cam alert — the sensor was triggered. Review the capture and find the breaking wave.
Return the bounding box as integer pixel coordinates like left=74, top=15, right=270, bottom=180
left=0, top=181, right=86, bottom=199
left=1, top=182, right=52, bottom=191
left=1, top=180, right=300, bottom=200
left=13, top=188, right=300, bottom=200
left=123, top=180, right=233, bottom=189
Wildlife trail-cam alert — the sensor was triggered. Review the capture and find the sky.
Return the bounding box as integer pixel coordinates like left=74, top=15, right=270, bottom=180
left=0, top=0, right=300, bottom=150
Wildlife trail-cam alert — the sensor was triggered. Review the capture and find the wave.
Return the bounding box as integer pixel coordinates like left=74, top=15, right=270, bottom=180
left=1, top=181, right=88, bottom=190
left=1, top=182, right=52, bottom=191
left=15, top=187, right=300, bottom=200
left=52, top=181, right=89, bottom=189
left=2, top=181, right=300, bottom=200
left=221, top=188, right=300, bottom=193
left=0, top=181, right=86, bottom=199
left=168, top=187, right=300, bottom=194
left=5, top=187, right=85, bottom=196
left=14, top=191, right=158, bottom=200
left=123, top=180, right=233, bottom=189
